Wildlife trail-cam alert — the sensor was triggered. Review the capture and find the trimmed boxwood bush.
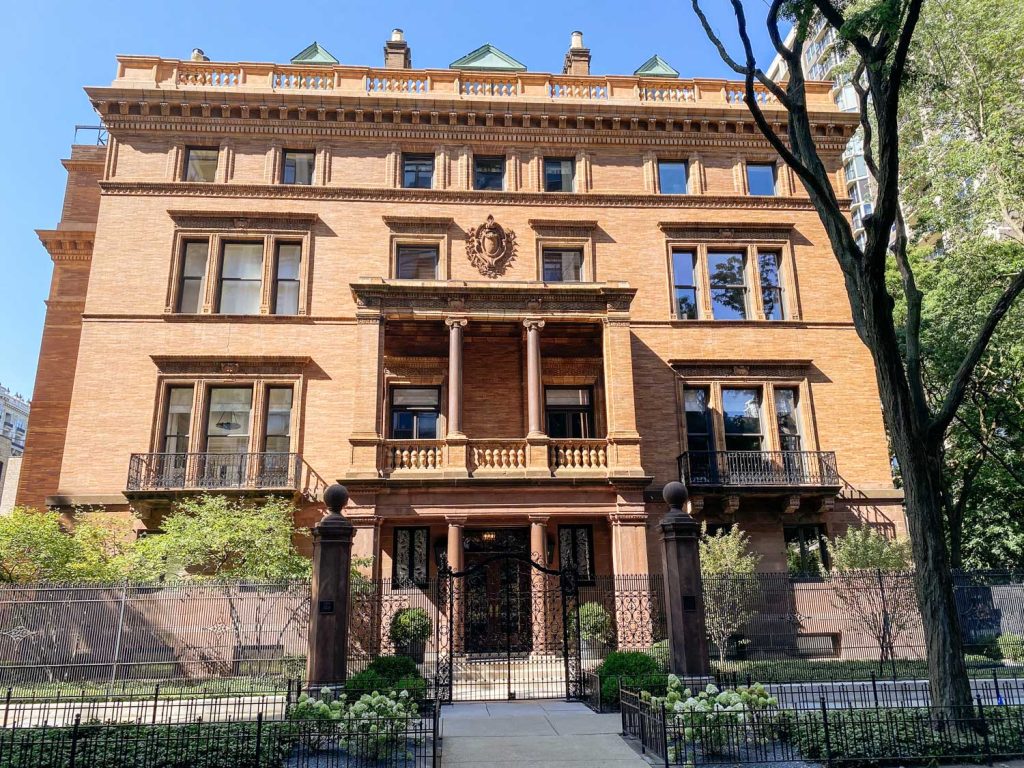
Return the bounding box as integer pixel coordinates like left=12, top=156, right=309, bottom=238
left=344, top=655, right=427, bottom=701
left=997, top=633, right=1024, bottom=662
left=595, top=650, right=664, bottom=707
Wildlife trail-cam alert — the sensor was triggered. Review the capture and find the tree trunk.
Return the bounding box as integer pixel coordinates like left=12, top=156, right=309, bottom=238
left=889, top=425, right=973, bottom=714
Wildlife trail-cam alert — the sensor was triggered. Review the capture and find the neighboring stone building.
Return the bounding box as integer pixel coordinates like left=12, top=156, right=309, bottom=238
left=0, top=385, right=29, bottom=456
left=21, top=31, right=903, bottom=593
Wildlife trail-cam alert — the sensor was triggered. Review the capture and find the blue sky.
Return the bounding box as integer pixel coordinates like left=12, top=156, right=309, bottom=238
left=0, top=0, right=779, bottom=400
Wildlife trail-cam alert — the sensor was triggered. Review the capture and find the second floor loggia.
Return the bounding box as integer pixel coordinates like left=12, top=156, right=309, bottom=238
left=346, top=279, right=646, bottom=484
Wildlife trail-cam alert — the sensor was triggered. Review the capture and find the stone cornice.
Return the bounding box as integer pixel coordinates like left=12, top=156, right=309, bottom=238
left=94, top=112, right=853, bottom=153
left=382, top=215, right=455, bottom=234
left=36, top=229, right=95, bottom=261
left=529, top=219, right=599, bottom=237
left=150, top=354, right=312, bottom=375
left=659, top=221, right=796, bottom=239
left=351, top=278, right=635, bottom=318
left=100, top=181, right=847, bottom=211
left=167, top=209, right=318, bottom=231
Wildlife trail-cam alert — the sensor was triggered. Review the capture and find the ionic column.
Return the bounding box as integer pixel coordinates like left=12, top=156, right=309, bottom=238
left=524, top=319, right=551, bottom=477
left=529, top=515, right=550, bottom=656
left=524, top=319, right=545, bottom=436
left=446, top=318, right=468, bottom=436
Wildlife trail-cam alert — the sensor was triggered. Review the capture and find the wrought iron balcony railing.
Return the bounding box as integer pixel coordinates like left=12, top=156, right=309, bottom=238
left=677, top=450, right=840, bottom=489
left=126, top=452, right=301, bottom=492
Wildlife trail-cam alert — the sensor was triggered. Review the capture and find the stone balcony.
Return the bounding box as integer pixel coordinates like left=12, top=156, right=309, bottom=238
left=381, top=437, right=617, bottom=482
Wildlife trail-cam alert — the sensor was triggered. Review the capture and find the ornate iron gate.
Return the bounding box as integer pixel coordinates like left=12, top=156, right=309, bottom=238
left=435, top=553, right=582, bottom=702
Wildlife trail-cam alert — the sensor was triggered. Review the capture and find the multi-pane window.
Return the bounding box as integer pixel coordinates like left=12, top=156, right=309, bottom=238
left=544, top=157, right=575, bottom=192
left=389, top=387, right=440, bottom=439
left=402, top=154, right=434, bottom=189
left=775, top=388, right=802, bottom=451
left=558, top=525, right=595, bottom=584
left=785, top=524, right=830, bottom=574
left=683, top=388, right=714, bottom=452
left=206, top=387, right=253, bottom=454
left=671, top=250, right=698, bottom=319
left=264, top=387, right=293, bottom=453
left=395, top=245, right=439, bottom=279
left=746, top=163, right=777, bottom=196
left=177, top=241, right=208, bottom=313
left=218, top=242, right=264, bottom=315
left=393, top=527, right=429, bottom=586
left=163, top=386, right=194, bottom=452
left=545, top=388, right=593, bottom=439
left=542, top=248, right=583, bottom=282
left=658, top=160, right=689, bottom=194
left=722, top=388, right=763, bottom=451
left=282, top=150, right=315, bottom=185
left=184, top=148, right=219, bottom=182
left=473, top=156, right=505, bottom=190
left=758, top=251, right=785, bottom=320
left=273, top=243, right=301, bottom=315
left=707, top=252, right=749, bottom=320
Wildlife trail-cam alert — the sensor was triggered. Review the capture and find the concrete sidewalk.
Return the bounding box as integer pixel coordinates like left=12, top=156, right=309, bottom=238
left=440, top=700, right=649, bottom=767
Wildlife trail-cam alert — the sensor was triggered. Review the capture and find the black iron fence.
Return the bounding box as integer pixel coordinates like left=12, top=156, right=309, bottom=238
left=678, top=450, right=840, bottom=487
left=0, top=682, right=440, bottom=767
left=126, top=452, right=301, bottom=491
left=620, top=682, right=1024, bottom=766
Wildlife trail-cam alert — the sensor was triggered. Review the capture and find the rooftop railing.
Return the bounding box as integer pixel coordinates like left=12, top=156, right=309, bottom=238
left=107, top=56, right=839, bottom=110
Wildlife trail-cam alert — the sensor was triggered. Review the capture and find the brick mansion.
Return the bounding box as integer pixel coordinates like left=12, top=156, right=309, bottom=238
left=19, top=30, right=903, bottom=597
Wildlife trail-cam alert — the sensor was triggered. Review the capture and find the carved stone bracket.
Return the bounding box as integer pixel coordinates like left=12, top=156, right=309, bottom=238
left=782, top=494, right=801, bottom=516
left=687, top=495, right=705, bottom=517
left=722, top=495, right=741, bottom=517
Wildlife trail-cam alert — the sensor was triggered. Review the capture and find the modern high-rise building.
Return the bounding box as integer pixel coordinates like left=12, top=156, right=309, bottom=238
left=20, top=31, right=903, bottom=600
left=767, top=21, right=874, bottom=247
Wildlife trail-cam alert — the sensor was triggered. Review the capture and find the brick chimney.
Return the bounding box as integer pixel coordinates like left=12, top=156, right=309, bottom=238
left=562, top=31, right=590, bottom=76
left=384, top=29, right=411, bottom=69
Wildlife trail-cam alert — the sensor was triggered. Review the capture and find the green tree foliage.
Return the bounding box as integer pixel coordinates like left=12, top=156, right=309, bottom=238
left=0, top=508, right=127, bottom=583
left=700, top=524, right=761, bottom=663
left=831, top=526, right=913, bottom=572
left=128, top=495, right=310, bottom=581
left=890, top=0, right=1024, bottom=570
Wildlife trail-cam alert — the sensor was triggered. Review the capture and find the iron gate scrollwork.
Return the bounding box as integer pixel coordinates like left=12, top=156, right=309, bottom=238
left=434, top=552, right=583, bottom=703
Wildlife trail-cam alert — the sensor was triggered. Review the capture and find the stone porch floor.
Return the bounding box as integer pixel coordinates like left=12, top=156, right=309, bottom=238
left=439, top=700, right=650, bottom=768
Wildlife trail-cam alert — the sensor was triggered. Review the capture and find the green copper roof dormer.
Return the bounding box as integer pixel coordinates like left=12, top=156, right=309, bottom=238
left=449, top=44, right=527, bottom=72
left=634, top=54, right=679, bottom=78
left=290, top=41, right=339, bottom=65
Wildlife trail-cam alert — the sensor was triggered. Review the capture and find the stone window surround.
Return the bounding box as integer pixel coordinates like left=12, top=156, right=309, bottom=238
left=673, top=374, right=819, bottom=457
left=529, top=219, right=598, bottom=283
left=647, top=153, right=707, bottom=195
left=736, top=154, right=796, bottom=196
left=660, top=225, right=800, bottom=322
left=383, top=216, right=455, bottom=281
left=165, top=211, right=315, bottom=317
left=150, top=374, right=302, bottom=456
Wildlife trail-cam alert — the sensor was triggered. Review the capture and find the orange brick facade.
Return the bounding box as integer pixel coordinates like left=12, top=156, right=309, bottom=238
left=20, top=38, right=904, bottom=580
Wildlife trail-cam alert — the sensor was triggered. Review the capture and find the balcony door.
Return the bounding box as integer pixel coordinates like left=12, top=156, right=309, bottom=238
left=157, top=386, right=193, bottom=487
left=389, top=387, right=440, bottom=440
left=203, top=387, right=253, bottom=487
left=545, top=387, right=593, bottom=439
left=721, top=388, right=768, bottom=484
left=683, top=387, right=718, bottom=483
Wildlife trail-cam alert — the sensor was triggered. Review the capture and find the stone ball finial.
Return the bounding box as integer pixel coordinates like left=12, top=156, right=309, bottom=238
left=662, top=481, right=689, bottom=510
left=324, top=484, right=350, bottom=515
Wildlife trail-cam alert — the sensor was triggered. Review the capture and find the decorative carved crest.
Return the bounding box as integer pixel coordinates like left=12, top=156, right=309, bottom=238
left=466, top=215, right=517, bottom=277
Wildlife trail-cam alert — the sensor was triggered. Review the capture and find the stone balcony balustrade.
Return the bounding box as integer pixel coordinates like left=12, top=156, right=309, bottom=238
left=107, top=55, right=837, bottom=111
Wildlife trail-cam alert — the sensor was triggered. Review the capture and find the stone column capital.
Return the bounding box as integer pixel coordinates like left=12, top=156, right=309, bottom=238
left=528, top=514, right=550, bottom=524
left=523, top=318, right=546, bottom=332
left=445, top=514, right=468, bottom=526
left=445, top=316, right=469, bottom=329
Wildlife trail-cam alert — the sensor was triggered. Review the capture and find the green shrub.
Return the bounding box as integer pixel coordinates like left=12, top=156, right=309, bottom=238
left=289, top=689, right=421, bottom=761
left=0, top=721, right=292, bottom=768
left=595, top=651, right=663, bottom=707
left=367, top=655, right=419, bottom=681
left=788, top=706, right=1024, bottom=766
left=344, top=668, right=391, bottom=697
left=578, top=602, right=613, bottom=644
left=997, top=633, right=1024, bottom=662
left=389, top=608, right=431, bottom=647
